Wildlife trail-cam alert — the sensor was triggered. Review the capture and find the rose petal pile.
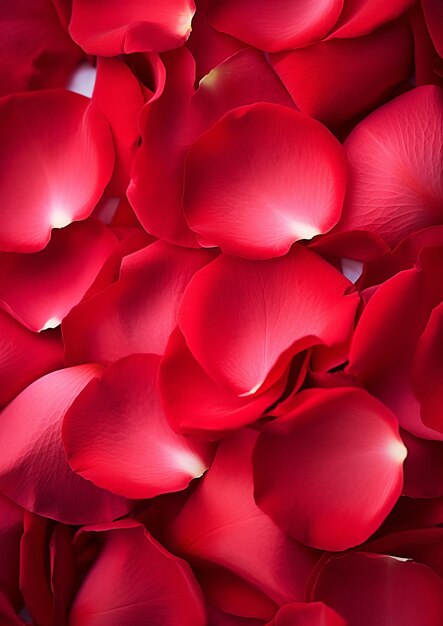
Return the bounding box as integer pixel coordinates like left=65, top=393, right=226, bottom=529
left=1, top=1, right=443, bottom=625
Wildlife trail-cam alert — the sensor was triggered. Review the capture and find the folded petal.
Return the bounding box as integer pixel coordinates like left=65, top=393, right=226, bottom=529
left=69, top=0, right=195, bottom=55
left=0, top=365, right=129, bottom=524
left=0, top=90, right=114, bottom=253
left=334, top=86, right=443, bottom=247
left=0, top=220, right=117, bottom=332
left=254, top=388, right=406, bottom=551
left=330, top=0, right=415, bottom=39
left=178, top=245, right=358, bottom=396
left=208, top=0, right=343, bottom=52
left=63, top=354, right=212, bottom=499
left=158, top=328, right=287, bottom=438
left=267, top=602, right=345, bottom=626
left=168, top=429, right=318, bottom=604
left=271, top=18, right=412, bottom=129
left=69, top=521, right=206, bottom=626
left=311, top=552, right=443, bottom=626
left=63, top=241, right=215, bottom=364
left=0, top=310, right=63, bottom=406
left=184, top=103, right=347, bottom=259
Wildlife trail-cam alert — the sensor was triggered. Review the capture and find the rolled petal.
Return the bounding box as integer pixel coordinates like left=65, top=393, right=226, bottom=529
left=0, top=310, right=63, bottom=406
left=69, top=521, right=206, bottom=626
left=334, top=86, right=443, bottom=247
left=63, top=242, right=215, bottom=364
left=0, top=365, right=129, bottom=524
left=0, top=90, right=114, bottom=252
left=208, top=0, right=343, bottom=52
left=271, top=18, right=413, bottom=128
left=0, top=220, right=117, bottom=332
left=168, top=429, right=318, bottom=604
left=69, top=0, right=195, bottom=55
left=184, top=103, right=347, bottom=259
left=158, top=328, right=287, bottom=438
left=253, top=388, right=406, bottom=551
left=267, top=602, right=345, bottom=626
left=178, top=245, right=358, bottom=396
left=311, top=552, right=443, bottom=626
left=63, top=354, right=212, bottom=499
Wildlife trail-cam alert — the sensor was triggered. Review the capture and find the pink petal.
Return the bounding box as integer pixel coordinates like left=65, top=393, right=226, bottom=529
left=63, top=241, right=215, bottom=364
left=158, top=328, right=287, bottom=438
left=267, top=602, right=345, bottom=626
left=69, top=521, right=206, bottom=626
left=334, top=86, right=443, bottom=247
left=311, top=552, right=443, bottom=626
left=0, top=220, right=117, bottom=332
left=0, top=89, right=114, bottom=253
left=184, top=103, right=347, bottom=259
left=271, top=18, right=412, bottom=129
left=208, top=0, right=343, bottom=52
left=0, top=365, right=129, bottom=524
left=178, top=246, right=358, bottom=396
left=63, top=354, right=212, bottom=499
left=0, top=310, right=63, bottom=406
left=168, top=429, right=318, bottom=604
left=69, top=0, right=195, bottom=55
left=254, top=388, right=406, bottom=551
left=329, top=0, right=415, bottom=39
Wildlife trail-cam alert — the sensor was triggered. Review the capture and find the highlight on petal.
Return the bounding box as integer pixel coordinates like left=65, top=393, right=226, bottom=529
left=158, top=328, right=287, bottom=438
left=253, top=388, right=406, bottom=551
left=0, top=220, right=117, bottom=332
left=270, top=18, right=413, bottom=128
left=63, top=354, right=212, bottom=499
left=184, top=103, right=347, bottom=259
left=0, top=365, right=129, bottom=524
left=168, top=429, right=318, bottom=605
left=311, top=552, right=443, bottom=626
left=0, top=89, right=114, bottom=252
left=334, top=86, right=443, bottom=247
left=178, top=245, right=359, bottom=396
left=0, top=310, right=63, bottom=406
left=63, top=241, right=216, bottom=365
left=69, top=0, right=195, bottom=55
left=208, top=0, right=343, bottom=52
left=69, top=521, right=206, bottom=626
left=267, top=602, right=345, bottom=626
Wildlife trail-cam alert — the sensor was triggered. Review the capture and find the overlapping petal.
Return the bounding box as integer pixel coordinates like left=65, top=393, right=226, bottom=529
left=184, top=103, right=347, bottom=258
left=329, top=0, right=415, bottom=39
left=178, top=245, right=359, bottom=396
left=0, top=90, right=114, bottom=252
left=253, top=387, right=406, bottom=550
left=0, top=365, right=129, bottom=524
left=267, top=602, right=345, bottom=626
left=63, top=354, right=212, bottom=499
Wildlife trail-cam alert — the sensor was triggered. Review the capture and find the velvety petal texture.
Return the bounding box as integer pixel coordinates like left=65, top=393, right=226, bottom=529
left=0, top=90, right=114, bottom=252
left=178, top=245, right=358, bottom=396
left=254, top=388, right=406, bottom=550
left=63, top=354, right=212, bottom=499
left=184, top=103, right=347, bottom=258
left=69, top=0, right=195, bottom=55
left=0, top=365, right=129, bottom=524
left=69, top=521, right=206, bottom=626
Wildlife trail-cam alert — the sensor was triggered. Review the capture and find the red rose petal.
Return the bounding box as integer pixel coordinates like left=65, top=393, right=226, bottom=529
left=335, top=86, right=443, bottom=247
left=184, top=103, right=347, bottom=259
left=69, top=0, right=195, bottom=55
left=0, top=220, right=117, bottom=332
left=0, top=365, right=129, bottom=524
left=178, top=246, right=358, bottom=396
left=0, top=495, right=23, bottom=609
left=329, top=0, right=415, bottom=39
left=208, top=0, right=343, bottom=52
left=401, top=429, right=443, bottom=498
left=63, top=354, right=212, bottom=499
left=69, top=521, right=206, bottom=626
left=168, top=429, right=318, bottom=604
left=63, top=241, right=215, bottom=364
left=254, top=388, right=406, bottom=551
left=0, top=89, right=114, bottom=253
left=422, top=0, right=443, bottom=57
left=311, top=552, right=443, bottom=626
left=267, top=602, right=345, bottom=626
